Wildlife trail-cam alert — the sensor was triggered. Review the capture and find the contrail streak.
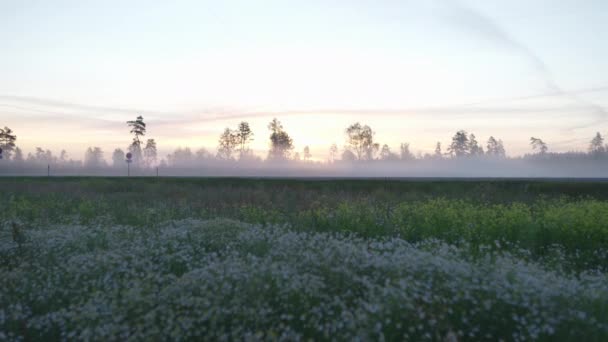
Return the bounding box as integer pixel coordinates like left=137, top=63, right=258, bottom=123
left=442, top=0, right=608, bottom=129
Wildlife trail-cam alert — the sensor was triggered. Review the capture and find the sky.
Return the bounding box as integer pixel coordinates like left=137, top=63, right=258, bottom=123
left=1, top=0, right=608, bottom=161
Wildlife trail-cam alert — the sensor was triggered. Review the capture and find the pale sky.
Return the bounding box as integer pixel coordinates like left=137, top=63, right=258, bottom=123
left=1, top=0, right=608, bottom=160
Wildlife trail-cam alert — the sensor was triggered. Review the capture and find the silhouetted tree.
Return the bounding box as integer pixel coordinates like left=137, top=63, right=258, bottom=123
left=267, top=118, right=293, bottom=161
left=127, top=116, right=146, bottom=164
left=29, top=147, right=54, bottom=164
left=448, top=130, right=469, bottom=157
left=530, top=137, right=548, bottom=155
left=167, top=147, right=193, bottom=166
left=434, top=142, right=443, bottom=159
left=400, top=143, right=414, bottom=160
left=236, top=121, right=254, bottom=159
left=486, top=136, right=506, bottom=157
left=127, top=143, right=142, bottom=165
left=84, top=147, right=105, bottom=168
left=341, top=149, right=356, bottom=162
left=468, top=134, right=483, bottom=156
left=0, top=126, right=17, bottom=159
left=217, top=128, right=237, bottom=160
left=293, top=152, right=301, bottom=161
left=143, top=139, right=158, bottom=167
left=59, top=150, right=68, bottom=163
left=497, top=139, right=506, bottom=157
left=112, top=149, right=125, bottom=167
left=380, top=144, right=391, bottom=160
left=345, top=122, right=378, bottom=161
left=379, top=144, right=399, bottom=161
left=196, top=148, right=214, bottom=161
left=12, top=147, right=23, bottom=163
left=303, top=146, right=311, bottom=161
left=495, top=139, right=507, bottom=158
left=329, top=143, right=338, bottom=163
left=589, top=132, right=605, bottom=156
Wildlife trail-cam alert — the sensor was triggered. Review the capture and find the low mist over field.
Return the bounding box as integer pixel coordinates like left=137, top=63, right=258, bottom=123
left=1, top=117, right=607, bottom=177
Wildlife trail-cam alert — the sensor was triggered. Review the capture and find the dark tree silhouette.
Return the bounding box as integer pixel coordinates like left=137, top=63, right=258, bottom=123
left=143, top=139, right=158, bottom=167
left=217, top=128, right=237, bottom=160
left=303, top=146, right=311, bottom=161
left=341, top=149, right=356, bottom=162
left=12, top=147, right=23, bottom=163
left=127, top=116, right=146, bottom=164
left=468, top=134, right=484, bottom=156
left=112, top=149, right=125, bottom=167
left=486, top=136, right=506, bottom=157
left=267, top=118, right=293, bottom=161
left=448, top=130, right=469, bottom=157
left=28, top=147, right=54, bottom=164
left=380, top=144, right=391, bottom=160
left=434, top=142, right=443, bottom=159
left=0, top=126, right=17, bottom=159
left=59, top=150, right=68, bottom=163
left=84, top=147, right=105, bottom=168
left=196, top=148, right=214, bottom=161
left=530, top=137, right=548, bottom=154
left=379, top=144, right=399, bottom=160
left=328, top=143, right=338, bottom=163
left=167, top=147, right=194, bottom=166
left=589, top=132, right=605, bottom=156
left=345, top=123, right=378, bottom=161
left=400, top=143, right=414, bottom=160
left=236, top=121, right=254, bottom=159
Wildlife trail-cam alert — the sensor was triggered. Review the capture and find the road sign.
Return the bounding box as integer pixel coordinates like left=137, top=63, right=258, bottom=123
left=125, top=152, right=133, bottom=177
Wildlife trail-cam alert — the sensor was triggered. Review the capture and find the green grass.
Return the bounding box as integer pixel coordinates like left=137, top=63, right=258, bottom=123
left=2, top=177, right=608, bottom=270
left=2, top=177, right=608, bottom=340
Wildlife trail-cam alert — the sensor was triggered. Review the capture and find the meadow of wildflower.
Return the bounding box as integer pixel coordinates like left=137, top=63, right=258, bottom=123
left=1, top=177, right=608, bottom=340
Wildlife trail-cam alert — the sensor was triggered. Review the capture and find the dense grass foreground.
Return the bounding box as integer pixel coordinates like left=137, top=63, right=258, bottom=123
left=2, top=219, right=607, bottom=341
left=2, top=177, right=608, bottom=270
left=2, top=177, right=608, bottom=340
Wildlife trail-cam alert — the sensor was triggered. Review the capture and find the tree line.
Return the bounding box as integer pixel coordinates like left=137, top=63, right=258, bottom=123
left=1, top=118, right=608, bottom=169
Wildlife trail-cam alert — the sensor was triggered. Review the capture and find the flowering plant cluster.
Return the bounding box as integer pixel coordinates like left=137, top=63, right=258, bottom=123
left=1, top=219, right=607, bottom=341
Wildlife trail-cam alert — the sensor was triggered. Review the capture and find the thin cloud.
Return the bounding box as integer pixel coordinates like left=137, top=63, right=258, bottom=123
left=0, top=95, right=171, bottom=117
left=3, top=86, right=608, bottom=128
left=0, top=95, right=255, bottom=125
left=461, top=86, right=608, bottom=106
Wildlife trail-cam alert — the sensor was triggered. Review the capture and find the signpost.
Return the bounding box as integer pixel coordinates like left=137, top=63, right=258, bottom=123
left=126, top=152, right=133, bottom=177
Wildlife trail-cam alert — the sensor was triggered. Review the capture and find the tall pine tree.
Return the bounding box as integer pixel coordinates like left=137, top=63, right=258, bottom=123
left=0, top=126, right=17, bottom=159
left=126, top=116, right=146, bottom=164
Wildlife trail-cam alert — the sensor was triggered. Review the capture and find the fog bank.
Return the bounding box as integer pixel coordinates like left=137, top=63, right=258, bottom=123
left=1, top=157, right=607, bottom=178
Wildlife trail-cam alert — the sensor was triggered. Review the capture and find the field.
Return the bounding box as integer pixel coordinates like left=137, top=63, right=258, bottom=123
left=2, top=178, right=608, bottom=341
